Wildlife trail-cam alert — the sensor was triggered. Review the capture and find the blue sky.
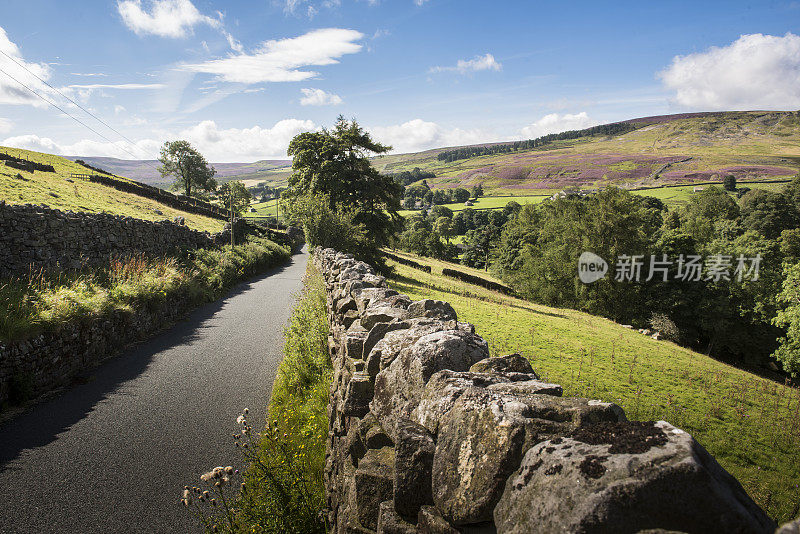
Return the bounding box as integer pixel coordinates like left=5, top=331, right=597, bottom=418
left=0, top=0, right=798, bottom=161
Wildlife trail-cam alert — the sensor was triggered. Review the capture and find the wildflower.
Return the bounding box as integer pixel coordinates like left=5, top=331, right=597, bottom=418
left=237, top=415, right=245, bottom=425
left=243, top=408, right=249, bottom=415
left=225, top=466, right=234, bottom=475
left=203, top=491, right=211, bottom=499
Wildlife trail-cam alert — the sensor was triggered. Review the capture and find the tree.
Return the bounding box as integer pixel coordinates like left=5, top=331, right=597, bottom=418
left=462, top=224, right=501, bottom=270
left=453, top=188, right=471, bottom=203
left=471, top=183, right=484, bottom=199
left=773, top=262, right=800, bottom=376
left=740, top=189, right=799, bottom=239
left=682, top=186, right=740, bottom=244
left=435, top=217, right=453, bottom=243
left=158, top=140, right=217, bottom=198
left=217, top=181, right=251, bottom=216
left=285, top=117, right=402, bottom=261
left=723, top=175, right=737, bottom=191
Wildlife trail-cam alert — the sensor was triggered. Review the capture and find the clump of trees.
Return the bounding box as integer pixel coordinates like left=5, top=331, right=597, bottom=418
left=393, top=175, right=800, bottom=375
left=493, top=179, right=800, bottom=374
left=401, top=181, right=473, bottom=209
left=284, top=116, right=402, bottom=265
left=394, top=201, right=520, bottom=269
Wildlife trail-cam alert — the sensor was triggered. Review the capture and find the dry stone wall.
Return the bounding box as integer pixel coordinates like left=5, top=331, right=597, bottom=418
left=0, top=201, right=227, bottom=278
left=315, top=247, right=791, bottom=534
left=0, top=292, right=195, bottom=406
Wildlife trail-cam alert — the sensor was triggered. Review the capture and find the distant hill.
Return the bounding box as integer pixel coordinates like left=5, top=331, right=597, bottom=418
left=63, top=156, right=292, bottom=187
left=372, top=110, right=800, bottom=193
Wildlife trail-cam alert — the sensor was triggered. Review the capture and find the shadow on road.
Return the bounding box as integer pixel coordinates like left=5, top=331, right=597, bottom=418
left=0, top=259, right=296, bottom=471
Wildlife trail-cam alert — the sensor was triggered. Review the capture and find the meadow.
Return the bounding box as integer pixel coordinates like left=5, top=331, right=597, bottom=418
left=385, top=253, right=800, bottom=523
left=0, top=146, right=224, bottom=233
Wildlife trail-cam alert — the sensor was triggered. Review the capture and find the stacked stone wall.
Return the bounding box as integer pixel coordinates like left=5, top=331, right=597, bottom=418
left=0, top=202, right=224, bottom=278
left=315, top=247, right=795, bottom=534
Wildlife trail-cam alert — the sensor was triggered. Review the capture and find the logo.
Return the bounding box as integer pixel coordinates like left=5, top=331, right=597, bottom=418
left=578, top=252, right=608, bottom=284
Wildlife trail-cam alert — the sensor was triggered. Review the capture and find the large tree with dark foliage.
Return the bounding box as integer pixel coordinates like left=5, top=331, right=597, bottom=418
left=285, top=117, right=402, bottom=260
left=158, top=140, right=217, bottom=198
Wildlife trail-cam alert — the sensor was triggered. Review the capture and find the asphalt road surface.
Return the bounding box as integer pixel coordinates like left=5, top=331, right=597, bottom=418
left=0, top=248, right=309, bottom=533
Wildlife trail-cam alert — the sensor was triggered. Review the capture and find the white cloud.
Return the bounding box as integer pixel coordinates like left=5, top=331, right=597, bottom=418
left=659, top=33, right=800, bottom=110
left=223, top=30, right=243, bottom=53
left=70, top=72, right=108, bottom=77
left=182, top=28, right=364, bottom=84
left=67, top=83, right=166, bottom=90
left=3, top=119, right=318, bottom=162
left=369, top=119, right=492, bottom=153
left=0, top=26, right=53, bottom=107
left=179, top=119, right=317, bottom=160
left=117, top=0, right=220, bottom=38
left=1, top=134, right=159, bottom=159
left=520, top=112, right=596, bottom=139
left=114, top=105, right=126, bottom=114
left=300, top=88, right=343, bottom=106
left=430, top=53, right=502, bottom=74
left=0, top=118, right=13, bottom=134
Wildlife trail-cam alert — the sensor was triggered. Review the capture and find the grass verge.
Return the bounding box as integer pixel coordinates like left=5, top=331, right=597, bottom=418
left=234, top=262, right=331, bottom=533
left=387, top=255, right=800, bottom=523
left=0, top=236, right=290, bottom=344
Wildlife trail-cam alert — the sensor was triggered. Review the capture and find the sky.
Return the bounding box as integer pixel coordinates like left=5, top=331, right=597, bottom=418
left=0, top=0, right=798, bottom=162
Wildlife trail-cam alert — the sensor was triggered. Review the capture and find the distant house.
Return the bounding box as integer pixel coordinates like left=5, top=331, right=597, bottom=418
left=549, top=188, right=592, bottom=201
left=248, top=207, right=257, bottom=213
left=464, top=200, right=474, bottom=206
left=693, top=186, right=705, bottom=193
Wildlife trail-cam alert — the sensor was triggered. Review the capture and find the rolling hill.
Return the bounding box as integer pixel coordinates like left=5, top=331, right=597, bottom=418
left=0, top=146, right=224, bottom=232
left=374, top=110, right=800, bottom=193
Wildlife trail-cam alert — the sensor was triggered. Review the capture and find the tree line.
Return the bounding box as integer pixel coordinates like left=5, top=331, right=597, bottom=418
left=436, top=122, right=638, bottom=163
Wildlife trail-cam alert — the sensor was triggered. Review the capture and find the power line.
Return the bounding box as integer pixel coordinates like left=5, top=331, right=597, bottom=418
left=0, top=55, right=161, bottom=172
left=0, top=49, right=145, bottom=151
left=0, top=66, right=141, bottom=154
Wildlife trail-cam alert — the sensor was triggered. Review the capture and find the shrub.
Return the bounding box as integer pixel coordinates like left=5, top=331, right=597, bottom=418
left=649, top=312, right=681, bottom=343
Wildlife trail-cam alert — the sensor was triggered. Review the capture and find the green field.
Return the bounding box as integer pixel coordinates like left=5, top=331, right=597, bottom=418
left=385, top=251, right=800, bottom=523
left=244, top=197, right=292, bottom=225
left=0, top=146, right=224, bottom=233
left=630, top=180, right=792, bottom=205
left=398, top=194, right=547, bottom=217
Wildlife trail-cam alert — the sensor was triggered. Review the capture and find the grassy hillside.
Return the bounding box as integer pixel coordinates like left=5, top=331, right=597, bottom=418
left=1, top=146, right=224, bottom=233
left=376, top=111, right=800, bottom=194
left=386, top=251, right=800, bottom=523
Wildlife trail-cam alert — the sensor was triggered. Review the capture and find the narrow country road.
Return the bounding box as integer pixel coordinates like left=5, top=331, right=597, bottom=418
left=0, top=248, right=309, bottom=533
